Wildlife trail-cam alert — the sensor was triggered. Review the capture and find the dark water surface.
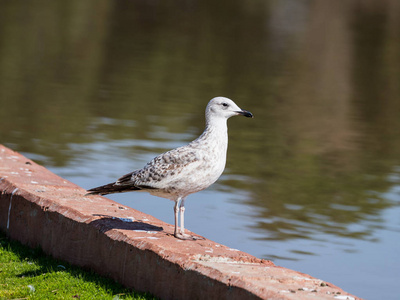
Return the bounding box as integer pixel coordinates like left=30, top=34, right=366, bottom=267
left=1, top=1, right=400, bottom=299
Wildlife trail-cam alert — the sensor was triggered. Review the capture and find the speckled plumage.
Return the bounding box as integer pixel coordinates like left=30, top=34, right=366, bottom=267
left=87, top=97, right=253, bottom=239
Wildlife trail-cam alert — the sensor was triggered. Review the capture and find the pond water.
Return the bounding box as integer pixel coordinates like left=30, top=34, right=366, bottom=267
left=1, top=1, right=399, bottom=299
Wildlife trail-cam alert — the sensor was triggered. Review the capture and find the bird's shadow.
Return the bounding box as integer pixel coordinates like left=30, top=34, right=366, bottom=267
left=90, top=214, right=163, bottom=233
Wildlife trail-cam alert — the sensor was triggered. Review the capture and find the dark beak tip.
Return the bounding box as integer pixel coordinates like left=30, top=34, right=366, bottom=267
left=242, top=110, right=254, bottom=118
left=235, top=110, right=253, bottom=118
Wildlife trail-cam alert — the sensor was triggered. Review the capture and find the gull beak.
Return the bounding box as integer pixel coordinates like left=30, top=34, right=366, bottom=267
left=236, top=109, right=254, bottom=118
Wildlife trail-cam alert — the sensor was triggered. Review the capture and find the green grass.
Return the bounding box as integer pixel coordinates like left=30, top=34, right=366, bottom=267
left=0, top=231, right=157, bottom=300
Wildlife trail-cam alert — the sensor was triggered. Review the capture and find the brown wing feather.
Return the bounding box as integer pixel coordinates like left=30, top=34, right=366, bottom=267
left=86, top=144, right=201, bottom=195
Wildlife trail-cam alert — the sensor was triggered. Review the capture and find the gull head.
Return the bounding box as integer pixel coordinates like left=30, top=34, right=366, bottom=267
left=206, top=97, right=254, bottom=121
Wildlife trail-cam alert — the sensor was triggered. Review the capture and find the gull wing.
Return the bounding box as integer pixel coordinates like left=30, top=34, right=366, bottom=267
left=117, top=145, right=203, bottom=189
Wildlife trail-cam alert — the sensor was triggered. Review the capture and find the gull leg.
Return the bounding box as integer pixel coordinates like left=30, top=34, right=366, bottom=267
left=173, top=197, right=204, bottom=241
left=173, top=197, right=190, bottom=239
left=173, top=198, right=181, bottom=237
left=179, top=198, right=186, bottom=235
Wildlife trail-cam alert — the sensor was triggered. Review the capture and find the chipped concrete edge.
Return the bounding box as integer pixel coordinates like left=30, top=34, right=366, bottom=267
left=0, top=145, right=360, bottom=300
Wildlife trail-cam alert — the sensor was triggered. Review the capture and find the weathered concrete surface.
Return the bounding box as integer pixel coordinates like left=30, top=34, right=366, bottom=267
left=0, top=145, right=360, bottom=300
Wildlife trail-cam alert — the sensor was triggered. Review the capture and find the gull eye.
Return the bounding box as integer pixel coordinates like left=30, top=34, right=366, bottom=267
left=222, top=103, right=229, bottom=107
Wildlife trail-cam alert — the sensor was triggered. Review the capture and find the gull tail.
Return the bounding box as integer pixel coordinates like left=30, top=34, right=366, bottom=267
left=85, top=182, right=141, bottom=196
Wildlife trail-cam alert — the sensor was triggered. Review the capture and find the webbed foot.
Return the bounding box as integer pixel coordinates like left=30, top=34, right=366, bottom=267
left=174, top=232, right=205, bottom=240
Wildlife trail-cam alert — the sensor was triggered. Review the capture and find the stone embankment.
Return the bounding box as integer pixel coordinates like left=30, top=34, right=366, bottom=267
left=0, top=145, right=359, bottom=300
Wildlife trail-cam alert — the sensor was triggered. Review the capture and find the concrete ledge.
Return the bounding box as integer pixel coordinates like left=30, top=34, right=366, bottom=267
left=0, top=145, right=359, bottom=300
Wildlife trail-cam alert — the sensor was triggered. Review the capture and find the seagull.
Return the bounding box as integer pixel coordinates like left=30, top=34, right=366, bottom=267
left=86, top=97, right=253, bottom=240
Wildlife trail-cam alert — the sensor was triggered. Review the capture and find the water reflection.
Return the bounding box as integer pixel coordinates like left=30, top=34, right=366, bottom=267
left=1, top=1, right=400, bottom=299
